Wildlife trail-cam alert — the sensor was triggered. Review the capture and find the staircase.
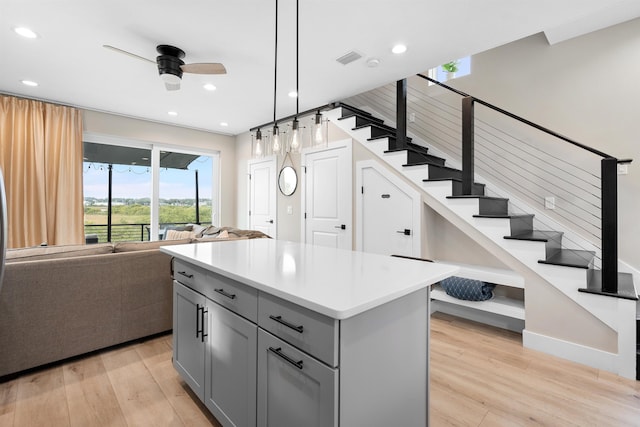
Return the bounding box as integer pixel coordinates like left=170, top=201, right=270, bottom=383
left=325, top=102, right=639, bottom=379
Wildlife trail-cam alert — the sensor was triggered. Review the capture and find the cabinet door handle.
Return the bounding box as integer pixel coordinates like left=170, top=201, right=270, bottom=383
left=196, top=304, right=207, bottom=342
left=178, top=271, right=194, bottom=279
left=214, top=288, right=237, bottom=300
left=196, top=303, right=201, bottom=339
left=268, top=347, right=304, bottom=370
left=200, top=307, right=208, bottom=343
left=268, top=315, right=304, bottom=333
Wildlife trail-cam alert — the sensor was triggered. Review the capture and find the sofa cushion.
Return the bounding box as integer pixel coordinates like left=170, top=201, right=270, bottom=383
left=113, top=238, right=191, bottom=253
left=6, top=243, right=114, bottom=262
left=165, top=229, right=195, bottom=240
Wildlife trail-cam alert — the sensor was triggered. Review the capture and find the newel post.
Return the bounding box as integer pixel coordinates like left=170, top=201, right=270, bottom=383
left=601, top=157, right=618, bottom=293
left=462, top=96, right=475, bottom=195
left=396, top=79, right=408, bottom=149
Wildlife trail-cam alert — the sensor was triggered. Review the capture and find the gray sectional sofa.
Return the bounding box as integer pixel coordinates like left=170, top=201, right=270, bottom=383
left=0, top=239, right=192, bottom=378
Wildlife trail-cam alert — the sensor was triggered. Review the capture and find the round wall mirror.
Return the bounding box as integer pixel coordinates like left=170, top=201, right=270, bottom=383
left=278, top=166, right=297, bottom=196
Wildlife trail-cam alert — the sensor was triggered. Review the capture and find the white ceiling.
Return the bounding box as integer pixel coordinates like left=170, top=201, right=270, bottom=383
left=1, top=0, right=638, bottom=136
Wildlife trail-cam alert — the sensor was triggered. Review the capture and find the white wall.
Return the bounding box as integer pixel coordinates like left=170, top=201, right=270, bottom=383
left=83, top=110, right=237, bottom=226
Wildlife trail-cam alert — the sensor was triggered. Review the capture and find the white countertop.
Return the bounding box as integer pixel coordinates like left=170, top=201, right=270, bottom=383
left=162, top=239, right=458, bottom=319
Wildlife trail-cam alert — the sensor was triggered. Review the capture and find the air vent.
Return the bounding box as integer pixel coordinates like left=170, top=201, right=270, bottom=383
left=336, top=51, right=363, bottom=65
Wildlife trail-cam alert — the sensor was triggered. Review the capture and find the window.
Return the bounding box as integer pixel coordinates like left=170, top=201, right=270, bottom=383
left=82, top=138, right=219, bottom=242
left=428, top=56, right=471, bottom=83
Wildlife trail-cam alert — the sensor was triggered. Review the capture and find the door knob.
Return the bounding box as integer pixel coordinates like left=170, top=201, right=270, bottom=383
left=396, top=229, right=411, bottom=236
left=266, top=220, right=274, bottom=224
left=334, top=224, right=346, bottom=230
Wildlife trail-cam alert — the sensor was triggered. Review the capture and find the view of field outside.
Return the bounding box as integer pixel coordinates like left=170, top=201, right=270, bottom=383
left=83, top=154, right=214, bottom=242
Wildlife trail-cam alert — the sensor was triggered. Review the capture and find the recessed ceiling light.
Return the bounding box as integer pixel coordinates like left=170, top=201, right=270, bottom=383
left=141, top=157, right=149, bottom=161
left=14, top=27, right=37, bottom=39
left=168, top=111, right=178, bottom=116
left=288, top=91, right=298, bottom=98
left=220, top=122, right=228, bottom=127
left=392, top=44, right=407, bottom=54
left=21, top=80, right=38, bottom=87
left=203, top=83, right=216, bottom=91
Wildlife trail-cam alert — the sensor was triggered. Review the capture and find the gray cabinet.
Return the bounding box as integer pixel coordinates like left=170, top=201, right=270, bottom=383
left=172, top=281, right=206, bottom=400
left=172, top=258, right=430, bottom=427
left=257, top=329, right=337, bottom=427
left=206, top=301, right=257, bottom=427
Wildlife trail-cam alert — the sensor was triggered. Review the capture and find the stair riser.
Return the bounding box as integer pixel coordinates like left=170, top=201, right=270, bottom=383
left=544, top=237, right=563, bottom=259
left=347, top=115, right=384, bottom=127
left=367, top=126, right=395, bottom=139
left=478, top=198, right=509, bottom=216
left=451, top=180, right=485, bottom=196
left=339, top=105, right=375, bottom=119
left=509, top=216, right=534, bottom=235
left=406, top=151, right=446, bottom=166
left=428, top=166, right=462, bottom=181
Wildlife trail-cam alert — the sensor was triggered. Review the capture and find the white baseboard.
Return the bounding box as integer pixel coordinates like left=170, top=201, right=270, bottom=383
left=522, top=329, right=634, bottom=379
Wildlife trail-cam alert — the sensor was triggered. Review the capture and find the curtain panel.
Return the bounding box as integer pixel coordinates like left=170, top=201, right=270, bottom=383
left=0, top=95, right=84, bottom=248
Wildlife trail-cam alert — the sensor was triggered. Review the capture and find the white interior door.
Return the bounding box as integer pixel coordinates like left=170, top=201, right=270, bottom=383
left=356, top=160, right=421, bottom=257
left=302, top=141, right=352, bottom=249
left=249, top=157, right=277, bottom=238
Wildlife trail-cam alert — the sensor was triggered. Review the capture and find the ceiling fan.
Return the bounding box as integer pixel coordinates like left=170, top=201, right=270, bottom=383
left=103, top=44, right=226, bottom=91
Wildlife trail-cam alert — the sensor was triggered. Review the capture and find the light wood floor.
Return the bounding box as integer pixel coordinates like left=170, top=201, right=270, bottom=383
left=0, top=313, right=638, bottom=426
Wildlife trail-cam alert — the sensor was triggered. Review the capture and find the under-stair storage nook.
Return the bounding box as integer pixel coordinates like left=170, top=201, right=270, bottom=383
left=431, top=261, right=525, bottom=332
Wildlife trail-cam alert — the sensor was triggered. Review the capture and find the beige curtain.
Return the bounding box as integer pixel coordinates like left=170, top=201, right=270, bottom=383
left=0, top=95, right=84, bottom=248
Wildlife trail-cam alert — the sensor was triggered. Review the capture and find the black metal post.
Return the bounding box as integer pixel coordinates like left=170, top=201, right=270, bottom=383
left=396, top=79, right=408, bottom=149
left=601, top=157, right=618, bottom=294
left=107, top=164, right=113, bottom=242
left=195, top=169, right=200, bottom=224
left=461, top=96, right=475, bottom=195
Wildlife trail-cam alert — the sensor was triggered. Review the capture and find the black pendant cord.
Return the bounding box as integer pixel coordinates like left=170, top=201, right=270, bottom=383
left=273, top=0, right=278, bottom=124
left=295, top=0, right=299, bottom=117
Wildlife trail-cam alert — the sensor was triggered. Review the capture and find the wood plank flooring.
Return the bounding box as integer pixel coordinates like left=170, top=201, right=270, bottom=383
left=0, top=313, right=638, bottom=426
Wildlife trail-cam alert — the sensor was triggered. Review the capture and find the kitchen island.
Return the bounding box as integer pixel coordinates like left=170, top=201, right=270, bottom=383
left=162, top=239, right=458, bottom=427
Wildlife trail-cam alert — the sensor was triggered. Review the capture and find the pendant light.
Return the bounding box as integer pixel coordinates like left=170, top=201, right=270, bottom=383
left=253, top=129, right=263, bottom=158
left=288, top=0, right=301, bottom=153
left=271, top=0, right=282, bottom=156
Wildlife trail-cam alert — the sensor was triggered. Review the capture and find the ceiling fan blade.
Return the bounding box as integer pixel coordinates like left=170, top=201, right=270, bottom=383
left=181, top=63, right=227, bottom=74
left=103, top=44, right=155, bottom=64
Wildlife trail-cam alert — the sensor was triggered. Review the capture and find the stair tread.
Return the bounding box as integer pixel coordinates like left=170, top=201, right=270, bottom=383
left=447, top=195, right=508, bottom=201
left=473, top=213, right=534, bottom=219
left=505, top=230, right=563, bottom=242
left=338, top=112, right=384, bottom=124
left=424, top=178, right=485, bottom=187
left=539, top=249, right=595, bottom=269
left=579, top=271, right=638, bottom=300
left=337, top=102, right=375, bottom=117
left=403, top=161, right=457, bottom=171
left=353, top=123, right=401, bottom=134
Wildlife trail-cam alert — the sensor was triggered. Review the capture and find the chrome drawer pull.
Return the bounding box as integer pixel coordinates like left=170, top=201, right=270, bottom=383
left=214, top=288, right=237, bottom=300
left=178, top=271, right=194, bottom=279
left=269, top=315, right=304, bottom=333
left=268, top=347, right=303, bottom=370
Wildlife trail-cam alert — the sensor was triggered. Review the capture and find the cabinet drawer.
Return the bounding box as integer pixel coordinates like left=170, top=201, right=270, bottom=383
left=173, top=259, right=209, bottom=292
left=257, top=329, right=338, bottom=427
left=205, top=272, right=258, bottom=323
left=258, top=293, right=338, bottom=367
